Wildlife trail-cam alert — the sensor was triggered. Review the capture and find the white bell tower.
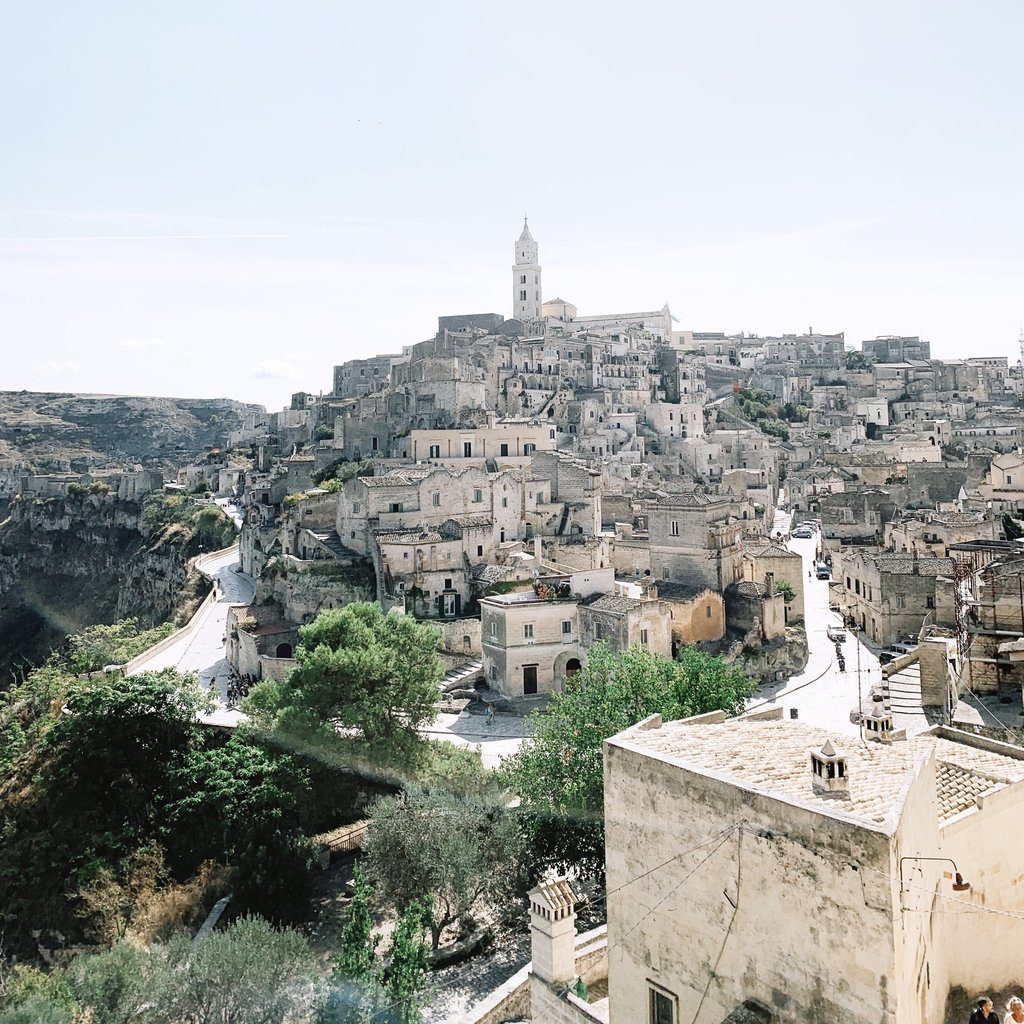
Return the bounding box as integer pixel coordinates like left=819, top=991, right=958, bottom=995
left=512, top=217, right=542, bottom=322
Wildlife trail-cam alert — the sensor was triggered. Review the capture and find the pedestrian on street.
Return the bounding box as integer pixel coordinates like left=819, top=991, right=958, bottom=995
left=971, top=998, right=998, bottom=1024
left=485, top=703, right=495, bottom=728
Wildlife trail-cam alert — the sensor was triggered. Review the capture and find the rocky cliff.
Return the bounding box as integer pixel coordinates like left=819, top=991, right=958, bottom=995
left=0, top=492, right=235, bottom=683
left=0, top=391, right=263, bottom=473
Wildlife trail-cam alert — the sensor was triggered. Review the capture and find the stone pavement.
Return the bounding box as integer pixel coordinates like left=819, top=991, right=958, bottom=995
left=422, top=932, right=531, bottom=1023
left=421, top=708, right=533, bottom=770
left=745, top=525, right=883, bottom=737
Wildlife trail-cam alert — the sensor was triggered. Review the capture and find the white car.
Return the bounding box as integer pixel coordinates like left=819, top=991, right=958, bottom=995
left=792, top=527, right=813, bottom=539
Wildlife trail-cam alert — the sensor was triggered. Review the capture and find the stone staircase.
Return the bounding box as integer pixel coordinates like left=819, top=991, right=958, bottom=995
left=441, top=659, right=484, bottom=694
left=883, top=661, right=927, bottom=729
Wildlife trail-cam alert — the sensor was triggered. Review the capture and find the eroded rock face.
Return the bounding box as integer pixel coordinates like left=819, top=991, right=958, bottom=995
left=0, top=493, right=216, bottom=683
left=0, top=391, right=263, bottom=473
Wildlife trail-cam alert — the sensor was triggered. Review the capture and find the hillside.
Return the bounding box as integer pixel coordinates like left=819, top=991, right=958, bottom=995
left=0, top=391, right=263, bottom=472
left=0, top=491, right=235, bottom=682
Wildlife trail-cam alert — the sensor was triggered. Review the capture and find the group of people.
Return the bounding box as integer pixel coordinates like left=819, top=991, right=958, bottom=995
left=224, top=676, right=251, bottom=706
left=972, top=996, right=1024, bottom=1024
left=835, top=639, right=846, bottom=673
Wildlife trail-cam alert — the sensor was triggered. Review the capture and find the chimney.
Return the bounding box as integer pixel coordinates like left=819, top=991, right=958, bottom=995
left=810, top=739, right=849, bottom=797
left=864, top=698, right=895, bottom=743
left=529, top=878, right=578, bottom=985
left=764, top=571, right=775, bottom=597
left=534, top=532, right=542, bottom=561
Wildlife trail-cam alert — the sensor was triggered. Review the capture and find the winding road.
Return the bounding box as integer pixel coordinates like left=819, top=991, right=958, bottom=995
left=128, top=500, right=254, bottom=727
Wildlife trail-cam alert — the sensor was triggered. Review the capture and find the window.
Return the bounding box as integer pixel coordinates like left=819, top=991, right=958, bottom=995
left=473, top=488, right=483, bottom=502
left=524, top=443, right=535, bottom=455
left=641, top=628, right=649, bottom=646
left=444, top=578, right=452, bottom=589
left=650, top=987, right=676, bottom=1024
left=926, top=595, right=935, bottom=609
left=549, top=428, right=556, bottom=439
left=352, top=502, right=361, bottom=513
left=502, top=497, right=509, bottom=508
left=524, top=624, right=534, bottom=639
left=489, top=621, right=497, bottom=637
left=520, top=289, right=527, bottom=301
left=428, top=444, right=440, bottom=459
left=432, top=492, right=441, bottom=506
left=562, top=620, right=572, bottom=635
left=662, top=567, right=670, bottom=579
left=490, top=665, right=497, bottom=680
left=896, top=594, right=906, bottom=609
left=442, top=594, right=456, bottom=616
left=477, top=545, right=483, bottom=556
left=463, top=442, right=472, bottom=457
left=706, top=605, right=713, bottom=618
left=390, top=502, right=402, bottom=513
left=500, top=443, right=509, bottom=457
left=670, top=520, right=679, bottom=537
left=520, top=274, right=527, bottom=284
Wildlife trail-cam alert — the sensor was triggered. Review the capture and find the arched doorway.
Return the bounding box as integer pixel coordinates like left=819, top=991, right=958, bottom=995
left=565, top=658, right=582, bottom=678
left=275, top=642, right=293, bottom=658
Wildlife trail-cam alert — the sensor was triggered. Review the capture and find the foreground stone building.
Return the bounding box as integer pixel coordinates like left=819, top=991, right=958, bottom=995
left=593, top=713, right=1024, bottom=1024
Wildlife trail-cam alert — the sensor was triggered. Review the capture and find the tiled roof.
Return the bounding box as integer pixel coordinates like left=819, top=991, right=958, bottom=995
left=532, top=877, right=578, bottom=913
left=614, top=720, right=1024, bottom=832
left=581, top=594, right=644, bottom=614
left=935, top=761, right=1002, bottom=822
left=376, top=529, right=443, bottom=545
left=930, top=511, right=985, bottom=526
left=869, top=554, right=954, bottom=576
left=743, top=543, right=798, bottom=559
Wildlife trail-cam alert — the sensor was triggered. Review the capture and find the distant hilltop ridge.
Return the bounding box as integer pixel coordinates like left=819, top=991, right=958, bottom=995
left=0, top=391, right=263, bottom=472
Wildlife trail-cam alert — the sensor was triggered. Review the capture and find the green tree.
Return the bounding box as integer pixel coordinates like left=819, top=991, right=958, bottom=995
left=363, top=787, right=524, bottom=950
left=163, top=916, right=317, bottom=1024
left=502, top=643, right=752, bottom=816
left=67, top=940, right=158, bottom=1024
left=335, top=866, right=377, bottom=986
left=773, top=579, right=795, bottom=604
left=163, top=736, right=313, bottom=922
left=262, top=603, right=443, bottom=743
left=64, top=618, right=176, bottom=674
left=381, top=899, right=432, bottom=1024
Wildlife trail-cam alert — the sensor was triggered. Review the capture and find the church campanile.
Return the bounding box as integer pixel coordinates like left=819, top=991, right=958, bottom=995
left=512, top=217, right=542, bottom=322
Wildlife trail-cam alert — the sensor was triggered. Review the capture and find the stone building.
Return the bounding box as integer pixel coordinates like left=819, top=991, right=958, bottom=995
left=601, top=713, right=1024, bottom=1024
left=740, top=542, right=804, bottom=624
left=884, top=509, right=1002, bottom=558
left=838, top=550, right=954, bottom=645
left=648, top=491, right=743, bottom=592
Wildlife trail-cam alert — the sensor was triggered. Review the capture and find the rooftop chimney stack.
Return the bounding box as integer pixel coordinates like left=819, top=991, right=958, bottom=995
left=810, top=739, right=849, bottom=797
left=529, top=878, right=578, bottom=985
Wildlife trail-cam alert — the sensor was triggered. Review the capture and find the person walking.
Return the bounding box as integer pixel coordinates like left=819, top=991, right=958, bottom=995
left=485, top=703, right=495, bottom=728
left=971, top=997, right=998, bottom=1024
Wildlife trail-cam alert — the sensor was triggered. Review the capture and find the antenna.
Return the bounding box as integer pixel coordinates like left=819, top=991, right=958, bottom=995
left=1018, top=324, right=1024, bottom=368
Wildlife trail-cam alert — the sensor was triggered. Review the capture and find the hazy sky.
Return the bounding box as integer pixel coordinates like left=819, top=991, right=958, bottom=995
left=2, top=1, right=1022, bottom=409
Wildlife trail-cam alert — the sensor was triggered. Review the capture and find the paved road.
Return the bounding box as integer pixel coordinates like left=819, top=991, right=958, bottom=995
left=745, top=511, right=882, bottom=737
left=421, top=711, right=531, bottom=770
left=128, top=544, right=253, bottom=727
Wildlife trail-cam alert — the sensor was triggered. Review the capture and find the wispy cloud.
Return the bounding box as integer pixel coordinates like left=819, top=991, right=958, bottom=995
left=253, top=359, right=301, bottom=380
left=34, top=359, right=79, bottom=375
left=121, top=337, right=166, bottom=350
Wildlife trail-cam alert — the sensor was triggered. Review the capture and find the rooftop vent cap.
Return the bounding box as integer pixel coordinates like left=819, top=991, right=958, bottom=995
left=865, top=703, right=895, bottom=743
left=810, top=739, right=849, bottom=797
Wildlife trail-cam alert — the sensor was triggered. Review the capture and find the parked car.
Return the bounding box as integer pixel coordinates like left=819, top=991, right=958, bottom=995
left=792, top=527, right=813, bottom=539
left=826, top=626, right=846, bottom=643
left=878, top=652, right=894, bottom=666
left=891, top=642, right=918, bottom=655
left=815, top=562, right=831, bottom=579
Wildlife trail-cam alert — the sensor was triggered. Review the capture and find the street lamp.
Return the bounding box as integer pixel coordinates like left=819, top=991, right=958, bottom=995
left=898, top=856, right=971, bottom=904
